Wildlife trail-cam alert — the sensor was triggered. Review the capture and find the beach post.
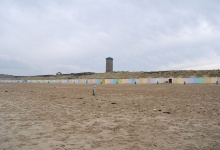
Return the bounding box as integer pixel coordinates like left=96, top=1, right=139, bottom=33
left=93, top=84, right=96, bottom=96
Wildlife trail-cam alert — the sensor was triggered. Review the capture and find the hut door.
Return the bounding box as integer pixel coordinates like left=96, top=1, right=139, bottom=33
left=169, top=79, right=172, bottom=83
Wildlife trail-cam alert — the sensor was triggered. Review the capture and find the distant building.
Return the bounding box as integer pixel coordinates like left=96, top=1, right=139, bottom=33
left=56, top=72, right=62, bottom=75
left=106, top=57, right=113, bottom=72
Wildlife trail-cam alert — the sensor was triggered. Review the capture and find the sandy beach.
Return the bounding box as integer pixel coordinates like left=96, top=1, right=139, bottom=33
left=0, top=83, right=220, bottom=150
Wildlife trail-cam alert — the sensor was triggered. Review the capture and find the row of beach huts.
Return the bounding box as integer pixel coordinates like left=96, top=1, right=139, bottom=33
left=0, top=77, right=219, bottom=84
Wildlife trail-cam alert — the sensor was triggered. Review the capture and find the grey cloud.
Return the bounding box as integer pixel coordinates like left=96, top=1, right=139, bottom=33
left=0, top=0, right=220, bottom=75
left=0, top=55, right=32, bottom=75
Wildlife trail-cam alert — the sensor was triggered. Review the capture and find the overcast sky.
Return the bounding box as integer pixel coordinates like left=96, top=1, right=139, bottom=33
left=0, top=0, right=220, bottom=76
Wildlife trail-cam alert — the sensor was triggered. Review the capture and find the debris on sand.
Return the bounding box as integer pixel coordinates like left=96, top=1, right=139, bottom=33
left=111, top=102, right=117, bottom=104
left=163, top=112, right=171, bottom=114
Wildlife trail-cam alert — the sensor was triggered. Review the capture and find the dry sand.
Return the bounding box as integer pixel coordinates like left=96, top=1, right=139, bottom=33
left=0, top=83, right=220, bottom=150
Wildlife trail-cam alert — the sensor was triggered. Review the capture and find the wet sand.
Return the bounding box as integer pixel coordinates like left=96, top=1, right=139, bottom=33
left=0, top=83, right=220, bottom=150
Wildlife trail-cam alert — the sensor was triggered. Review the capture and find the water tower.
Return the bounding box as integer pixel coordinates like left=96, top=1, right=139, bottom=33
left=106, top=57, right=113, bottom=73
